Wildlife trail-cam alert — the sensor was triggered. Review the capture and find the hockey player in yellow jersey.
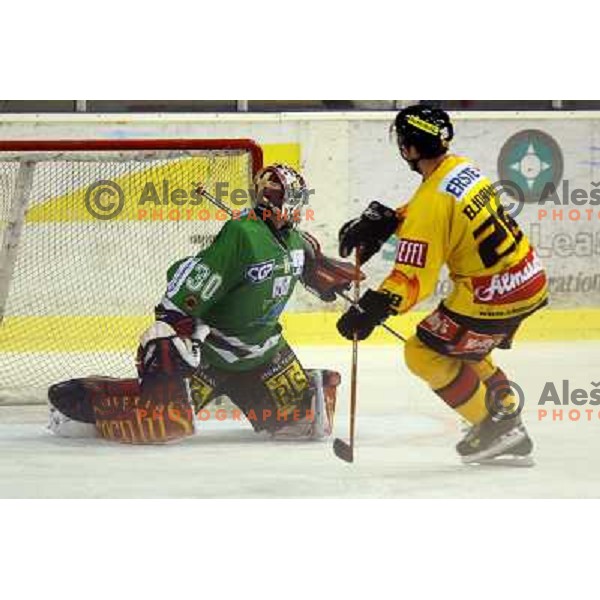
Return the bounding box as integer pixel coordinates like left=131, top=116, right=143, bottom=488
left=337, top=104, right=548, bottom=465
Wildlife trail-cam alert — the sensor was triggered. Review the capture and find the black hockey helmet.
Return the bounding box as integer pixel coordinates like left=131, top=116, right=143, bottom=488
left=392, top=104, right=454, bottom=159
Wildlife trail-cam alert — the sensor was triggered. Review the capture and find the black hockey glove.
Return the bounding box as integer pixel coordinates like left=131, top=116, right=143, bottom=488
left=336, top=289, right=394, bottom=341
left=338, top=201, right=400, bottom=265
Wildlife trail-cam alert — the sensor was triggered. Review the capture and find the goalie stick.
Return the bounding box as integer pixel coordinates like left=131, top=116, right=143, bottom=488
left=196, top=184, right=237, bottom=218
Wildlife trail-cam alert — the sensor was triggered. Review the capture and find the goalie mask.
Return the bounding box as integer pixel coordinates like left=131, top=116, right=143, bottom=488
left=254, top=164, right=309, bottom=228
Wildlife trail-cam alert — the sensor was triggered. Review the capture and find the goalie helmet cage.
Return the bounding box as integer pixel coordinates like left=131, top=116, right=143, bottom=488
left=0, top=138, right=263, bottom=404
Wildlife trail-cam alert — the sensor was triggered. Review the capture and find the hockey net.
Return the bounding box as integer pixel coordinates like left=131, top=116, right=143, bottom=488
left=0, top=139, right=263, bottom=404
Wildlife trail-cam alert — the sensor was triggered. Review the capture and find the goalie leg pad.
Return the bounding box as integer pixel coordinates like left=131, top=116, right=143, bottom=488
left=220, top=344, right=339, bottom=439
left=307, top=369, right=340, bottom=439
left=48, top=378, right=98, bottom=424
left=48, top=377, right=197, bottom=444
left=94, top=378, right=197, bottom=444
left=271, top=368, right=341, bottom=440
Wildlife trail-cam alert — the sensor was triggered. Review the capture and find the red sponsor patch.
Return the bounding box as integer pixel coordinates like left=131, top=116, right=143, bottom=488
left=453, top=331, right=505, bottom=355
left=419, top=310, right=460, bottom=342
left=395, top=238, right=428, bottom=268
left=472, top=249, right=547, bottom=305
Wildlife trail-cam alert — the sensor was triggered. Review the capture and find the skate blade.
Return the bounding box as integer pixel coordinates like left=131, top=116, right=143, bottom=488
left=459, top=426, right=528, bottom=466
left=463, top=454, right=535, bottom=468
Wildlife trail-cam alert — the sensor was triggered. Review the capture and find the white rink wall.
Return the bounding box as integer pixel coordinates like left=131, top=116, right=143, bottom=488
left=1, top=111, right=599, bottom=312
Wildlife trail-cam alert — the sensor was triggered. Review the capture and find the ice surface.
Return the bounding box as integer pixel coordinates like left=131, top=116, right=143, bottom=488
left=0, top=342, right=599, bottom=498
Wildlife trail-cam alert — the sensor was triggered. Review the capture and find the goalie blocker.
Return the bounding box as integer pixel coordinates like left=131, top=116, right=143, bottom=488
left=300, top=230, right=366, bottom=301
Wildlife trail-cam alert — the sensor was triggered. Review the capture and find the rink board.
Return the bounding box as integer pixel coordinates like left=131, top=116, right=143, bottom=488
left=0, top=308, right=599, bottom=354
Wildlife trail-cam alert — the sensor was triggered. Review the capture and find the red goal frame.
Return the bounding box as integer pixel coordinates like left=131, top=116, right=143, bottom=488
left=0, top=138, right=264, bottom=176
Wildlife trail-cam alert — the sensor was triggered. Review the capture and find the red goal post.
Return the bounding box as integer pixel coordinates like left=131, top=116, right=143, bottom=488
left=0, top=138, right=263, bottom=172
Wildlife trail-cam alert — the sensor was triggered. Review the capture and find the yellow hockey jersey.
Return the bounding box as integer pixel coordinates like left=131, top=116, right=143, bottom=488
left=380, top=155, right=548, bottom=321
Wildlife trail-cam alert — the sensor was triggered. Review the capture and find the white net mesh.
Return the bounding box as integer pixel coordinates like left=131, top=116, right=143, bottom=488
left=0, top=140, right=261, bottom=403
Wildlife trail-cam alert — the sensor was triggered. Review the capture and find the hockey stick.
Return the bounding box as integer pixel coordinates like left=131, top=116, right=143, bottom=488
left=333, top=251, right=361, bottom=463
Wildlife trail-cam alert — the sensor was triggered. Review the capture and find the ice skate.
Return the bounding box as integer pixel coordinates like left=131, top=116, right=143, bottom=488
left=457, top=414, right=534, bottom=467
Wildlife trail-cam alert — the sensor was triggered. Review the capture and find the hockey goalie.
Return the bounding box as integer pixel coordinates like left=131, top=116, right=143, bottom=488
left=48, top=164, right=360, bottom=444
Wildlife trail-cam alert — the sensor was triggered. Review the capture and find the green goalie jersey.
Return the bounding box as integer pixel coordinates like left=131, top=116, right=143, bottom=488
left=162, top=213, right=306, bottom=372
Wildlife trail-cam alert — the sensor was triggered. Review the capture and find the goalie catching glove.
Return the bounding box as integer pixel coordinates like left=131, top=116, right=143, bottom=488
left=338, top=201, right=402, bottom=265
left=133, top=305, right=210, bottom=440
left=136, top=305, right=208, bottom=383
left=300, top=230, right=366, bottom=302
